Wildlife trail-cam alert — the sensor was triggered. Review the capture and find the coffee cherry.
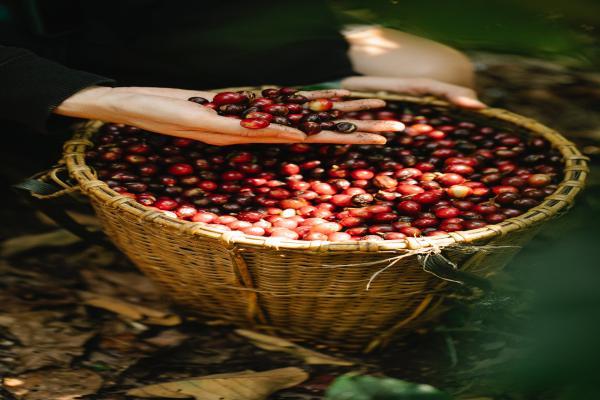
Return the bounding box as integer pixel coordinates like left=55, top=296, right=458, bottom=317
left=528, top=174, right=551, bottom=187
left=155, top=198, right=178, bottom=211
left=168, top=163, right=193, bottom=176
left=437, top=173, right=466, bottom=186
left=285, top=94, right=308, bottom=104
left=398, top=200, right=421, bottom=215
left=351, top=193, right=374, bottom=207
left=434, top=207, right=460, bottom=219
left=308, top=98, right=333, bottom=112
left=245, top=111, right=273, bottom=121
left=335, top=122, right=357, bottom=133
left=188, top=96, right=209, bottom=105
left=299, top=122, right=321, bottom=135
left=447, top=185, right=473, bottom=198
left=241, top=118, right=270, bottom=129
left=261, top=88, right=280, bottom=98
left=213, top=92, right=247, bottom=105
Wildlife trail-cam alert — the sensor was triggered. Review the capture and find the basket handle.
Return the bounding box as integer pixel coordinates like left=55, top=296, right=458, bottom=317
left=13, top=165, right=111, bottom=245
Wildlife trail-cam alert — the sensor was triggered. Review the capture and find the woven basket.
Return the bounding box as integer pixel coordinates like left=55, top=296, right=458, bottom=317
left=61, top=91, right=587, bottom=352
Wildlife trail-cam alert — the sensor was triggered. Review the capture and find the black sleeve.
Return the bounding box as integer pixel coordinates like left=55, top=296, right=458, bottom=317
left=0, top=45, right=115, bottom=133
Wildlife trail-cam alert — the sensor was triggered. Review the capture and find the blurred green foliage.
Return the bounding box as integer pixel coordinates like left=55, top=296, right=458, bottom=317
left=333, top=0, right=600, bottom=67
left=326, top=375, right=451, bottom=400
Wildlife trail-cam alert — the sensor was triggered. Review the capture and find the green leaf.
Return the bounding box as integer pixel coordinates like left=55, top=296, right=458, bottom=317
left=325, top=375, right=452, bottom=400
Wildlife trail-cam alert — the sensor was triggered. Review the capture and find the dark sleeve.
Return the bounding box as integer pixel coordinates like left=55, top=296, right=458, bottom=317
left=0, top=45, right=115, bottom=133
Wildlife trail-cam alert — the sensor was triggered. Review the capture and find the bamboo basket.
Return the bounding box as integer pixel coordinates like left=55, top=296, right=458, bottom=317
left=61, top=91, right=587, bottom=352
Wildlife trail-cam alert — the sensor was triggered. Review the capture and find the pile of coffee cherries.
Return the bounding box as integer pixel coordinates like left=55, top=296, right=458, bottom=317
left=189, top=87, right=357, bottom=134
left=87, top=94, right=562, bottom=241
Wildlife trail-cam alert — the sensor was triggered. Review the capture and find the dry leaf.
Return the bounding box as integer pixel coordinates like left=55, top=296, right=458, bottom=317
left=236, top=329, right=354, bottom=366
left=79, top=291, right=181, bottom=326
left=144, top=329, right=189, bottom=348
left=0, top=229, right=80, bottom=257
left=0, top=311, right=94, bottom=372
left=3, top=368, right=102, bottom=400
left=80, top=266, right=159, bottom=298
left=127, top=367, right=308, bottom=400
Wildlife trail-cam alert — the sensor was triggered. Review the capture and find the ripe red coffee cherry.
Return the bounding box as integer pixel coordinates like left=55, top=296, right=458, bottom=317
left=351, top=169, right=375, bottom=180
left=492, top=185, right=519, bottom=195
left=213, top=91, right=247, bottom=105
left=328, top=232, right=352, bottom=241
left=374, top=175, right=398, bottom=189
left=444, top=164, right=474, bottom=176
left=245, top=111, right=273, bottom=122
left=221, top=171, right=244, bottom=181
left=384, top=232, right=407, bottom=240
left=473, top=204, right=499, bottom=215
left=331, top=194, right=353, bottom=207
left=191, top=212, right=217, bottom=223
left=412, top=217, right=438, bottom=228
left=155, top=198, right=178, bottom=211
left=413, top=191, right=443, bottom=204
left=240, top=118, right=270, bottom=129
left=238, top=211, right=264, bottom=222
left=311, top=182, right=336, bottom=195
left=434, top=207, right=460, bottom=219
left=408, top=123, right=434, bottom=135
left=281, top=163, right=300, bottom=175
left=241, top=226, right=266, bottom=236
left=168, top=163, right=193, bottom=176
left=270, top=228, right=299, bottom=240
left=399, top=226, right=421, bottom=237
left=397, top=200, right=421, bottom=215
left=528, top=174, right=551, bottom=187
left=175, top=205, right=197, bottom=219
left=310, top=222, right=342, bottom=234
left=463, top=220, right=487, bottom=230
left=486, top=213, right=507, bottom=223
left=437, top=173, right=466, bottom=186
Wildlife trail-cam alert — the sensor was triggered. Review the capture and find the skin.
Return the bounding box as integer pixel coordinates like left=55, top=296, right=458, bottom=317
left=54, top=27, right=485, bottom=145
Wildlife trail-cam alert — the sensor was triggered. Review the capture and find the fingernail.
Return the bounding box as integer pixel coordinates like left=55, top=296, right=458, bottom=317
left=389, top=121, right=405, bottom=131
left=457, top=96, right=487, bottom=109
left=283, top=133, right=306, bottom=141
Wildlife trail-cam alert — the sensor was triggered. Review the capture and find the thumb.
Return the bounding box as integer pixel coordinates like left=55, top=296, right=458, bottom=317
left=447, top=90, right=487, bottom=109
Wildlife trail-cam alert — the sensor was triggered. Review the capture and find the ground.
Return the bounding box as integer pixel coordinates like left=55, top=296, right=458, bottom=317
left=0, top=53, right=599, bottom=400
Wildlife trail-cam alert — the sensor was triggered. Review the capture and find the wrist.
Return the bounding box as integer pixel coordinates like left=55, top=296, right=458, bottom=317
left=53, top=85, right=113, bottom=117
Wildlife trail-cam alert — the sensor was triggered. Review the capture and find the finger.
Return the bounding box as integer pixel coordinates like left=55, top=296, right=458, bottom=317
left=114, top=86, right=216, bottom=101
left=296, top=89, right=351, bottom=100
left=205, top=116, right=307, bottom=141
left=446, top=92, right=487, bottom=109
left=405, top=79, right=486, bottom=109
left=334, top=119, right=405, bottom=132
left=341, top=76, right=486, bottom=109
left=333, top=99, right=386, bottom=112
left=304, top=131, right=387, bottom=145
left=173, top=130, right=299, bottom=145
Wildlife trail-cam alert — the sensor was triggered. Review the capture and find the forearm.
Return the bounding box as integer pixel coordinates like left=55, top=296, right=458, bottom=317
left=343, top=26, right=475, bottom=88
left=0, top=45, right=114, bottom=133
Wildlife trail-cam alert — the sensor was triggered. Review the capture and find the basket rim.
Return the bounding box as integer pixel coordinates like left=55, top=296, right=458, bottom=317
left=63, top=90, right=589, bottom=252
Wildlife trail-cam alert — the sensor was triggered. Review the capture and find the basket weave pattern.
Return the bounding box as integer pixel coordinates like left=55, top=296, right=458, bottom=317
left=63, top=93, right=588, bottom=351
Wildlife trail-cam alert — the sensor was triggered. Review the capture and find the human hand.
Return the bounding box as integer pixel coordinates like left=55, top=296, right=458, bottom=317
left=341, top=76, right=486, bottom=109
left=54, top=86, right=404, bottom=145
